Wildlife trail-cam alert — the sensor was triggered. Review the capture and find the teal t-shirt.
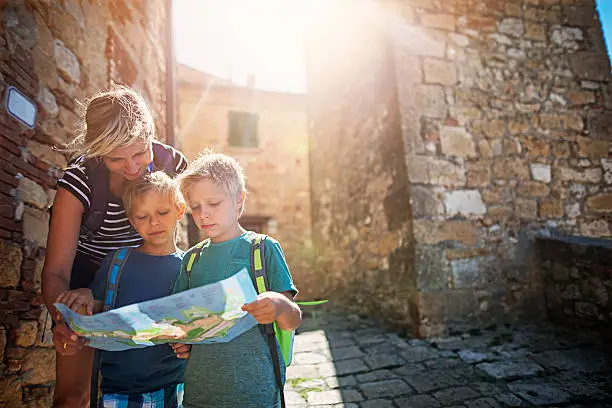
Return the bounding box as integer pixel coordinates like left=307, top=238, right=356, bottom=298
left=173, top=231, right=297, bottom=408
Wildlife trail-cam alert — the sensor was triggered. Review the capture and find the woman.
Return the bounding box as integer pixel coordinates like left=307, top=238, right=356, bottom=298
left=41, top=86, right=187, bottom=408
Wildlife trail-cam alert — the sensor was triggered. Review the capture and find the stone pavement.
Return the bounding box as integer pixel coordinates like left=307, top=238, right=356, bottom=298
left=286, top=312, right=612, bottom=407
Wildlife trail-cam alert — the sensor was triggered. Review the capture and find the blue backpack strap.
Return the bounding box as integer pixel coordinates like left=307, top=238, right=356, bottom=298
left=103, top=248, right=131, bottom=312
left=91, top=247, right=131, bottom=408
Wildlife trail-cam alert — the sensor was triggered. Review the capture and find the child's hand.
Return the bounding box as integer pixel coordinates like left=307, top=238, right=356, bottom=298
left=170, top=343, right=191, bottom=359
left=241, top=292, right=288, bottom=325
left=56, top=288, right=95, bottom=316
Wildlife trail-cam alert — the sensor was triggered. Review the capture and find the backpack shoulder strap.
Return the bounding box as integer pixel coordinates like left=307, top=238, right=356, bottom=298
left=92, top=247, right=130, bottom=408
left=103, top=248, right=132, bottom=312
left=184, top=240, right=209, bottom=288
left=250, top=233, right=269, bottom=294
left=249, top=233, right=286, bottom=407
left=151, top=141, right=179, bottom=176
left=81, top=158, right=109, bottom=238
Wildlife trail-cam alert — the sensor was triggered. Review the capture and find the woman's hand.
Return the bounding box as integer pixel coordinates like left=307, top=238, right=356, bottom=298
left=56, top=288, right=95, bottom=315
left=52, top=322, right=88, bottom=356
left=170, top=343, right=191, bottom=359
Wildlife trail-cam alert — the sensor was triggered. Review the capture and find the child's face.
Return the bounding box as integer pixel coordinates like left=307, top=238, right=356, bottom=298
left=129, top=191, right=185, bottom=246
left=186, top=179, right=244, bottom=243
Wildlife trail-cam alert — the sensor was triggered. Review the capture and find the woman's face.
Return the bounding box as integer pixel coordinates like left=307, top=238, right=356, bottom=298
left=102, top=140, right=153, bottom=180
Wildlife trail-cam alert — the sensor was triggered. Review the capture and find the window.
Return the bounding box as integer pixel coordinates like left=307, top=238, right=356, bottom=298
left=240, top=216, right=270, bottom=234
left=228, top=110, right=259, bottom=148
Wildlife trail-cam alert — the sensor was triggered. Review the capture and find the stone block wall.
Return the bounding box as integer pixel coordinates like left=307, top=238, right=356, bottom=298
left=306, top=0, right=612, bottom=337
left=538, top=236, right=612, bottom=342
left=0, top=1, right=170, bottom=405
left=306, top=3, right=418, bottom=331
left=392, top=0, right=611, bottom=336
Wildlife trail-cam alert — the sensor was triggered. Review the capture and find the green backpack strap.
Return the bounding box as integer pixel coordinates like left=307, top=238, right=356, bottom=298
left=250, top=234, right=295, bottom=366
left=251, top=234, right=270, bottom=293
left=251, top=233, right=293, bottom=408
left=184, top=240, right=208, bottom=288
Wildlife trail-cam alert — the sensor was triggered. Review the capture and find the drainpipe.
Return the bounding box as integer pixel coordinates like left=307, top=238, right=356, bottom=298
left=165, top=0, right=176, bottom=147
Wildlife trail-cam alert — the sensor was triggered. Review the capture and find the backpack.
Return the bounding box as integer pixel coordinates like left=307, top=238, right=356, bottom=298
left=90, top=247, right=134, bottom=407
left=183, top=233, right=293, bottom=408
left=80, top=141, right=178, bottom=238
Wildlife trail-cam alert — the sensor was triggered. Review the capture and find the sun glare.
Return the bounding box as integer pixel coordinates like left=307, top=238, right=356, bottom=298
left=174, top=0, right=327, bottom=93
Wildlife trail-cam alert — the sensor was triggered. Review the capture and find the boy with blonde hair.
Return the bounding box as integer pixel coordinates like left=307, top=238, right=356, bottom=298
left=174, top=153, right=302, bottom=408
left=57, top=171, right=188, bottom=407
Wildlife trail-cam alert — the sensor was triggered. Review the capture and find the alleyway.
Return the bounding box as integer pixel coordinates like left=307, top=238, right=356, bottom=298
left=286, top=312, right=612, bottom=407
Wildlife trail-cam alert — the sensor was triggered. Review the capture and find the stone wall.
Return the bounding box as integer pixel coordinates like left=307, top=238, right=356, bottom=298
left=538, top=236, right=612, bottom=342
left=306, top=0, right=612, bottom=337
left=306, top=3, right=418, bottom=331
left=176, top=65, right=313, bottom=288
left=394, top=0, right=611, bottom=336
left=0, top=1, right=170, bottom=405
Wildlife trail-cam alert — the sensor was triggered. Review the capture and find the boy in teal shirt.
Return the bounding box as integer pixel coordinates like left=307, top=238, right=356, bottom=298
left=173, top=153, right=302, bottom=408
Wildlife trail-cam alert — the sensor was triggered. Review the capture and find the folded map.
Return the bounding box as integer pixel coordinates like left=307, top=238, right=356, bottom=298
left=55, top=268, right=258, bottom=351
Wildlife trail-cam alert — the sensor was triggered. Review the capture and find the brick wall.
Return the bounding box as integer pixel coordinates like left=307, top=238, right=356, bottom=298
left=306, top=0, right=611, bottom=337
left=0, top=1, right=170, bottom=405
left=539, top=236, right=612, bottom=343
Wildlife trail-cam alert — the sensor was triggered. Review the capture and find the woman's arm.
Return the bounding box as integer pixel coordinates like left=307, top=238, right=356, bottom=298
left=41, top=188, right=84, bottom=318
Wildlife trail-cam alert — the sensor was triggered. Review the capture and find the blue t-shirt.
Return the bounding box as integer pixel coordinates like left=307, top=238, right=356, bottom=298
left=173, top=231, right=297, bottom=408
left=91, top=249, right=186, bottom=394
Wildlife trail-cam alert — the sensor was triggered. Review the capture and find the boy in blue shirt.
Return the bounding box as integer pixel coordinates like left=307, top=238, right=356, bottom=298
left=56, top=171, right=189, bottom=407
left=173, top=153, right=302, bottom=408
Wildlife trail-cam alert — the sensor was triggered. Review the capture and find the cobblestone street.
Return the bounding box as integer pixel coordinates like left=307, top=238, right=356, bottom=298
left=286, top=312, right=612, bottom=407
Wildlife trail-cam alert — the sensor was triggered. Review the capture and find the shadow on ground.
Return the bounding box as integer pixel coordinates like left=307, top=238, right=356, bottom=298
left=286, top=311, right=612, bottom=407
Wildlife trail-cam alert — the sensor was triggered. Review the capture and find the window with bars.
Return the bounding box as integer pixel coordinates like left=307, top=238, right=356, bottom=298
left=227, top=110, right=259, bottom=148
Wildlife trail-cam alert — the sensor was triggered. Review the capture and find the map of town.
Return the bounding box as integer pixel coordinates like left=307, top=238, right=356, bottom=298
left=55, top=268, right=259, bottom=351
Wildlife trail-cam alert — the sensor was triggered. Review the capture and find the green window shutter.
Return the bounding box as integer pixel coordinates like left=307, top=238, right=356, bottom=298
left=228, top=110, right=259, bottom=148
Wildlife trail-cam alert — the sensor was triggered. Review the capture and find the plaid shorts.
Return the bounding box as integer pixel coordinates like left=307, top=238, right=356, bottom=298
left=100, top=383, right=184, bottom=408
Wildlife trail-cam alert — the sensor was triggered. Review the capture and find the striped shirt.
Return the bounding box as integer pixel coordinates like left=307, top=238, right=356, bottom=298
left=57, top=142, right=187, bottom=263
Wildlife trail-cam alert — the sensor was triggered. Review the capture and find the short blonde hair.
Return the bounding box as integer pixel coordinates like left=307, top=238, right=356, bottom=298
left=122, top=171, right=185, bottom=216
left=63, top=85, right=154, bottom=160
left=178, top=152, right=246, bottom=204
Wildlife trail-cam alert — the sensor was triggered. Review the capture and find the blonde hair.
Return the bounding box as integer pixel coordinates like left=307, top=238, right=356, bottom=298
left=177, top=151, right=246, bottom=209
left=122, top=171, right=185, bottom=216
left=63, top=85, right=154, bottom=160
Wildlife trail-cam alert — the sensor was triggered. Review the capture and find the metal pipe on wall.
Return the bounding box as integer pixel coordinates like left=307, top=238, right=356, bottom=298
left=165, top=0, right=176, bottom=147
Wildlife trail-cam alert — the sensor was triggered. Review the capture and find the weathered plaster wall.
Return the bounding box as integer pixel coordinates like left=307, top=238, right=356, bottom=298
left=176, top=65, right=313, bottom=292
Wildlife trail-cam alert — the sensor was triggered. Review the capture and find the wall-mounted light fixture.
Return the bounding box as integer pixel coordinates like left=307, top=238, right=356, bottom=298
left=5, top=86, right=37, bottom=129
